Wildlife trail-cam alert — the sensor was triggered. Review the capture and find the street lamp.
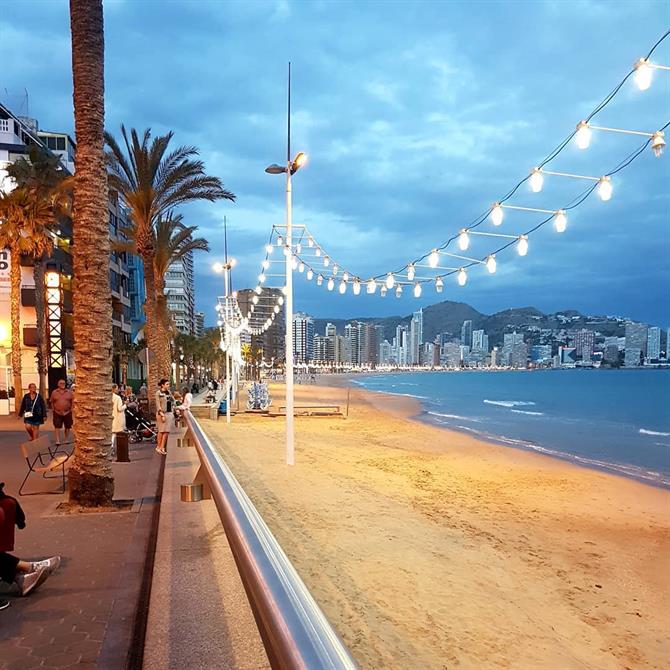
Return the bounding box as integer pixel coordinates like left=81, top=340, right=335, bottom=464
left=213, top=257, right=237, bottom=424
left=264, top=62, right=307, bottom=466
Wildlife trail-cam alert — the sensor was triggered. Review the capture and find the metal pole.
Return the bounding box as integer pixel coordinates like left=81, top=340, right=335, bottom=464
left=224, top=265, right=231, bottom=425
left=285, top=166, right=294, bottom=465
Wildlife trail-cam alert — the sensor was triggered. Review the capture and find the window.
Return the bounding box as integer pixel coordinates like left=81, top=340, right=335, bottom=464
left=0, top=119, right=11, bottom=132
left=56, top=137, right=66, bottom=151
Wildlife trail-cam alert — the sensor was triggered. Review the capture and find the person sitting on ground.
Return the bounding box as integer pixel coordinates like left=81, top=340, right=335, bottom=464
left=18, top=383, right=47, bottom=441
left=0, top=483, right=60, bottom=597
left=49, top=378, right=74, bottom=446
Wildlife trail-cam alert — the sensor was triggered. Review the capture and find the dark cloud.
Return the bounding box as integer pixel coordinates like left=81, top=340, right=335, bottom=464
left=1, top=0, right=668, bottom=327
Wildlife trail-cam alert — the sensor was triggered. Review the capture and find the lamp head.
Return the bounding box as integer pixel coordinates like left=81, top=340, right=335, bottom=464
left=290, top=152, right=308, bottom=174
left=265, top=164, right=287, bottom=175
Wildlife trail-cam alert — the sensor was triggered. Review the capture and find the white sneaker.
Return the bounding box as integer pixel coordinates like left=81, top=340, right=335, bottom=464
left=31, top=556, right=61, bottom=575
left=17, top=566, right=49, bottom=596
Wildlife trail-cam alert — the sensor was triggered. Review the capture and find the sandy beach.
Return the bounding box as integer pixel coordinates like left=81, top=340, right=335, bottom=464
left=202, top=379, right=670, bottom=669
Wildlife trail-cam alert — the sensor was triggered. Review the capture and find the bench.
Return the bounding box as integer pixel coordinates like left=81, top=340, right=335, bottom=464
left=277, top=405, right=342, bottom=417
left=19, top=435, right=72, bottom=495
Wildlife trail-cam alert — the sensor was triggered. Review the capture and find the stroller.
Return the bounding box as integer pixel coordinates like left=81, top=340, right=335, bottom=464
left=126, top=406, right=158, bottom=443
left=247, top=382, right=271, bottom=411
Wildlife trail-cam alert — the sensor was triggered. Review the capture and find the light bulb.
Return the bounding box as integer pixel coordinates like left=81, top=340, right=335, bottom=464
left=343, top=271, right=349, bottom=281
left=250, top=305, right=255, bottom=312
left=315, top=247, right=321, bottom=257
left=597, top=177, right=612, bottom=201
left=278, top=296, right=284, bottom=305
left=457, top=268, right=467, bottom=286
left=491, top=203, right=504, bottom=226
left=262, top=259, right=270, bottom=269
left=291, top=257, right=299, bottom=271
left=282, top=286, right=288, bottom=295
left=212, top=262, right=224, bottom=273
left=277, top=235, right=283, bottom=246
left=428, top=249, right=439, bottom=268
left=265, top=244, right=273, bottom=254
left=413, top=282, right=422, bottom=298
left=298, top=262, right=305, bottom=273
left=575, top=121, right=591, bottom=150
left=367, top=279, right=377, bottom=294
left=634, top=58, right=653, bottom=91
left=435, top=277, right=444, bottom=293
left=307, top=269, right=314, bottom=281
left=407, top=264, right=415, bottom=280
left=380, top=286, right=387, bottom=297
left=296, top=243, right=302, bottom=254
left=324, top=256, right=330, bottom=267
left=333, top=264, right=338, bottom=275
left=252, top=295, right=259, bottom=304
left=274, top=305, right=280, bottom=314
left=327, top=277, right=335, bottom=291
left=255, top=285, right=262, bottom=294
left=529, top=168, right=543, bottom=193
left=317, top=274, right=323, bottom=286
left=486, top=255, right=497, bottom=274
left=339, top=280, right=347, bottom=294
left=353, top=279, right=361, bottom=295
left=395, top=285, right=403, bottom=298
left=651, top=130, right=665, bottom=158
left=258, top=273, right=266, bottom=283
left=308, top=236, right=314, bottom=247
left=385, top=273, right=395, bottom=289
left=554, top=210, right=567, bottom=233
left=283, top=246, right=290, bottom=256
left=517, top=235, right=529, bottom=256
left=458, top=230, right=469, bottom=251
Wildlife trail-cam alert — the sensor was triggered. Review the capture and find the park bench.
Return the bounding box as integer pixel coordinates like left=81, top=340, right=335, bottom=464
left=19, top=435, right=72, bottom=495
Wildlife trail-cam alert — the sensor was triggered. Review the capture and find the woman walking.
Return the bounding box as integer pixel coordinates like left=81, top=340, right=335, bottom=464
left=18, top=384, right=47, bottom=441
left=155, top=378, right=173, bottom=455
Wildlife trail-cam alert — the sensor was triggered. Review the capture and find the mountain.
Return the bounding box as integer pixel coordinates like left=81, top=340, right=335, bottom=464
left=313, top=300, right=627, bottom=347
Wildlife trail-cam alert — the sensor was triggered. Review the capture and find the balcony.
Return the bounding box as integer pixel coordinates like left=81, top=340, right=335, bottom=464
left=21, top=287, right=36, bottom=307
left=22, top=325, right=38, bottom=347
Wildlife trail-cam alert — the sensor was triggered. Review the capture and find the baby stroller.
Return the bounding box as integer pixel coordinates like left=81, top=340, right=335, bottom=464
left=126, top=406, right=158, bottom=443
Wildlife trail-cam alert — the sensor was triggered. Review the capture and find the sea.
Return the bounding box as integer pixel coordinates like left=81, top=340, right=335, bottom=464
left=353, top=369, right=670, bottom=489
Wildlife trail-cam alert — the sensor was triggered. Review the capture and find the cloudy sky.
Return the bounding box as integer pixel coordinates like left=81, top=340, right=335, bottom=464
left=1, top=0, right=669, bottom=327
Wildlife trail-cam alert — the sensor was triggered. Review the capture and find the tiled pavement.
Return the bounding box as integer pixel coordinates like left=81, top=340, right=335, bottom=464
left=0, top=415, right=164, bottom=669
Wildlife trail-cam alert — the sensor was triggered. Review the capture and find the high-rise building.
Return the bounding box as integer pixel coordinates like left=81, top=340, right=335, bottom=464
left=441, top=342, right=461, bottom=368
left=624, top=321, right=648, bottom=367
left=503, top=332, right=527, bottom=368
left=573, top=329, right=595, bottom=360
left=530, top=345, right=552, bottom=362
left=194, top=312, right=205, bottom=338
left=313, top=335, right=329, bottom=361
left=236, top=288, right=284, bottom=362
left=344, top=323, right=359, bottom=365
left=325, top=322, right=337, bottom=337
left=379, top=340, right=392, bottom=366
left=293, top=312, right=314, bottom=362
left=472, top=329, right=489, bottom=352
left=166, top=250, right=195, bottom=335
left=409, top=309, right=423, bottom=365
left=646, top=327, right=661, bottom=362
left=461, top=320, right=473, bottom=347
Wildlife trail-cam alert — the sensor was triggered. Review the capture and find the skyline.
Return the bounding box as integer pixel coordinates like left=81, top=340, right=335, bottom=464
left=1, top=1, right=669, bottom=326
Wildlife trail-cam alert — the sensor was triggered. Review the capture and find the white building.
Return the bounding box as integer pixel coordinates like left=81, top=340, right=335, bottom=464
left=166, top=250, right=195, bottom=335
left=624, top=321, right=648, bottom=367
left=647, top=326, right=661, bottom=362
left=293, top=312, right=314, bottom=362
left=409, top=309, right=423, bottom=365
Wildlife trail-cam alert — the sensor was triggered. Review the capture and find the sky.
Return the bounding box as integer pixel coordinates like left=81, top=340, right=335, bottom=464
left=1, top=0, right=669, bottom=328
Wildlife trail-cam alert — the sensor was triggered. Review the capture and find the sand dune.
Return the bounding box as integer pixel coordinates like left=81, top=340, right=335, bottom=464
left=203, top=380, right=670, bottom=669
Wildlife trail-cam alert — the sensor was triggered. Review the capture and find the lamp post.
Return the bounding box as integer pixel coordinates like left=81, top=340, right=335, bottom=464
left=213, top=258, right=237, bottom=424
left=265, top=62, right=307, bottom=465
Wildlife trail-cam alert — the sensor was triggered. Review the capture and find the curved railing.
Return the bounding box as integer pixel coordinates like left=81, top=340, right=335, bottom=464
left=184, top=412, right=359, bottom=670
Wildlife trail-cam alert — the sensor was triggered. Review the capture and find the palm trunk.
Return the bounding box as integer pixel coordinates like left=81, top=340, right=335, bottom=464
left=68, top=0, right=114, bottom=506
left=142, top=261, right=159, bottom=412
left=153, top=269, right=173, bottom=385
left=33, top=258, right=49, bottom=399
left=10, top=246, right=23, bottom=411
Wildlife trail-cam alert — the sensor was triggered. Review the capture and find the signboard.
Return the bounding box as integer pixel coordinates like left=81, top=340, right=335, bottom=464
left=0, top=249, right=9, bottom=294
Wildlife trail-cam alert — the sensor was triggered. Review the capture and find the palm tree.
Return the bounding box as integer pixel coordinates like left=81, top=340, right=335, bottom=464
left=0, top=188, right=54, bottom=407
left=6, top=144, right=73, bottom=398
left=68, top=0, right=114, bottom=506
left=104, top=125, right=234, bottom=405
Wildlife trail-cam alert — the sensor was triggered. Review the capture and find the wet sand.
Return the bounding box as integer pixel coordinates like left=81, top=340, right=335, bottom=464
left=202, top=380, right=670, bottom=669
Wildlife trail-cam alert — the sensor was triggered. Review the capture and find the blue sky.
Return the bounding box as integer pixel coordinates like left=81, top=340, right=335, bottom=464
left=1, top=0, right=669, bottom=327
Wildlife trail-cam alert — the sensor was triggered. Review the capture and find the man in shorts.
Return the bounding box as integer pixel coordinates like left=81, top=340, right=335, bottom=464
left=49, top=379, right=74, bottom=446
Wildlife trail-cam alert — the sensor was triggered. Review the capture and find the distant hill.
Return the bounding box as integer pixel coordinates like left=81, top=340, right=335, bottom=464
left=313, top=300, right=627, bottom=347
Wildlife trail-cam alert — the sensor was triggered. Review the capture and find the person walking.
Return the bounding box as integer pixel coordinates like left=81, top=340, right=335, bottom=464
left=18, top=384, right=47, bottom=441
left=155, top=378, right=173, bottom=455
left=49, top=379, right=74, bottom=446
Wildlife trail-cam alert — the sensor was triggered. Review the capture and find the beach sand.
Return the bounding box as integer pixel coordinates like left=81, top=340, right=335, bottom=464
left=202, top=379, right=670, bottom=669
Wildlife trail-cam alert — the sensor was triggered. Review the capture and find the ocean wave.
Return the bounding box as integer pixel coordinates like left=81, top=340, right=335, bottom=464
left=427, top=411, right=481, bottom=422
left=484, top=399, right=536, bottom=408
left=639, top=428, right=670, bottom=437
left=510, top=409, right=545, bottom=416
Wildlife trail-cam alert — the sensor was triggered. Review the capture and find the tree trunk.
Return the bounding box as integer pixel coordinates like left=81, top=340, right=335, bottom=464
left=68, top=0, right=114, bottom=506
left=153, top=270, right=173, bottom=385
left=10, top=247, right=23, bottom=411
left=33, top=258, right=49, bottom=399
left=142, top=262, right=159, bottom=412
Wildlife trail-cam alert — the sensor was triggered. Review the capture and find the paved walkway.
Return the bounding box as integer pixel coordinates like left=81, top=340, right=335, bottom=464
left=0, top=415, right=164, bottom=670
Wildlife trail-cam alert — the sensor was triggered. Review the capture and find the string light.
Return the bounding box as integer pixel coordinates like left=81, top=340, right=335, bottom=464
left=517, top=235, right=529, bottom=256
left=486, top=255, right=497, bottom=273
left=265, top=244, right=273, bottom=254
left=395, top=285, right=402, bottom=298
left=353, top=279, right=361, bottom=295
left=380, top=286, right=387, bottom=297
left=255, top=285, right=262, bottom=294
left=428, top=249, right=439, bottom=268
left=252, top=295, right=258, bottom=304
left=554, top=210, right=567, bottom=233
left=339, top=280, right=347, bottom=294
left=458, top=230, right=470, bottom=251
left=258, top=273, right=266, bottom=282
left=529, top=168, right=544, bottom=193
left=385, top=273, right=395, bottom=289
left=407, top=264, right=415, bottom=280
left=262, top=259, right=270, bottom=269
left=491, top=203, right=504, bottom=226
left=652, top=130, right=665, bottom=157
left=635, top=58, right=653, bottom=90
left=333, top=263, right=338, bottom=275
left=307, top=269, right=314, bottom=280
left=317, top=274, right=324, bottom=286
left=296, top=243, right=302, bottom=254
left=597, top=176, right=613, bottom=201
left=298, top=262, right=305, bottom=273
left=575, top=121, right=592, bottom=149
left=324, top=256, right=330, bottom=267
left=291, top=256, right=299, bottom=271
left=278, top=296, right=284, bottom=305
left=435, top=276, right=444, bottom=293
left=308, top=236, right=314, bottom=247
left=367, top=278, right=377, bottom=294
left=327, top=277, right=335, bottom=291
left=315, top=247, right=322, bottom=257
left=457, top=268, right=467, bottom=286
left=343, top=271, right=349, bottom=281
left=413, top=282, right=422, bottom=298
left=283, top=246, right=290, bottom=256
left=277, top=235, right=283, bottom=246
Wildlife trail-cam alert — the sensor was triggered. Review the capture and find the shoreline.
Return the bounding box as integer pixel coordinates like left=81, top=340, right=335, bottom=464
left=326, top=372, right=670, bottom=490
left=203, top=380, right=670, bottom=669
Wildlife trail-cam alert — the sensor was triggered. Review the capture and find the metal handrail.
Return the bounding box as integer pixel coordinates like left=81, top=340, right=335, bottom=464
left=184, top=412, right=358, bottom=670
